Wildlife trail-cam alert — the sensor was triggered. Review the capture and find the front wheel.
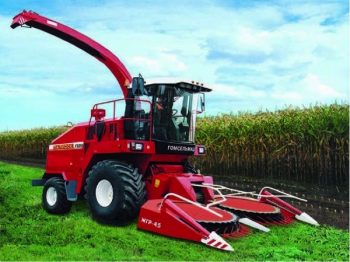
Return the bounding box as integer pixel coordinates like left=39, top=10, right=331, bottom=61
left=42, top=177, right=72, bottom=214
left=85, top=160, right=146, bottom=225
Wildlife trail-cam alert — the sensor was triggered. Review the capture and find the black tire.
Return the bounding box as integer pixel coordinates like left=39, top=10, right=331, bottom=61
left=42, top=177, right=72, bottom=214
left=85, top=160, right=146, bottom=225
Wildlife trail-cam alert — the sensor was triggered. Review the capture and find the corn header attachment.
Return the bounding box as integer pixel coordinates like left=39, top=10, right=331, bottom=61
left=138, top=182, right=319, bottom=251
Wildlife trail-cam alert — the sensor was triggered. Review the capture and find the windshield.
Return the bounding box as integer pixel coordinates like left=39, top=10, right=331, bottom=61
left=151, top=85, right=198, bottom=143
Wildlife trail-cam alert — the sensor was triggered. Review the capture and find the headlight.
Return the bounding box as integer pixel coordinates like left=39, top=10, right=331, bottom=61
left=198, top=146, right=206, bottom=155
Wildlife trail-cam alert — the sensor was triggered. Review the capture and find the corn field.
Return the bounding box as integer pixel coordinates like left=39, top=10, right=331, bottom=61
left=0, top=127, right=67, bottom=159
left=0, top=104, right=348, bottom=189
left=195, top=104, right=349, bottom=188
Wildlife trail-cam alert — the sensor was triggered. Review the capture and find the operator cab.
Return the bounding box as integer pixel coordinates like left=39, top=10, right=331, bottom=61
left=125, top=76, right=211, bottom=153
left=145, top=81, right=211, bottom=143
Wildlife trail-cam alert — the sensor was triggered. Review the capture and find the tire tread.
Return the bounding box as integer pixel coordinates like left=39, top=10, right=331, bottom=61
left=86, top=160, right=146, bottom=224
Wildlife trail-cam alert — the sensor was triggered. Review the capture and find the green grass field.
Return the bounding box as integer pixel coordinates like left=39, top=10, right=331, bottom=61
left=0, top=162, right=348, bottom=261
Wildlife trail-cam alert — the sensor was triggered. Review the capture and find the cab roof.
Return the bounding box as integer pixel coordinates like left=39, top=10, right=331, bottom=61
left=145, top=80, right=212, bottom=93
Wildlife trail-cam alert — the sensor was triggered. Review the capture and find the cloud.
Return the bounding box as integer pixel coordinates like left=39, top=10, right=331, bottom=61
left=304, top=74, right=343, bottom=98
left=207, top=50, right=270, bottom=64
left=129, top=53, right=187, bottom=76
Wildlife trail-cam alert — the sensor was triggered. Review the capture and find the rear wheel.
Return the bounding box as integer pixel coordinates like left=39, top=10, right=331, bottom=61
left=85, top=160, right=146, bottom=225
left=42, top=177, right=72, bottom=214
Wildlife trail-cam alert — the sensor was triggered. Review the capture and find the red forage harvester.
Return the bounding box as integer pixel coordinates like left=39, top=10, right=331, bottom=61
left=11, top=10, right=319, bottom=252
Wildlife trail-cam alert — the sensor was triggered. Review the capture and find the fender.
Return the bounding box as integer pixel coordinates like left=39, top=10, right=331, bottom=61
left=11, top=10, right=132, bottom=97
left=32, top=173, right=77, bottom=201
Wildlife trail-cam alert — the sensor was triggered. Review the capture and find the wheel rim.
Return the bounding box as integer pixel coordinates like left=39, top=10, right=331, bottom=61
left=46, top=187, right=57, bottom=206
left=96, top=179, right=114, bottom=207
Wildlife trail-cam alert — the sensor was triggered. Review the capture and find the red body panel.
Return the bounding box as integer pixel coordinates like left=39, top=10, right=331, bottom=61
left=138, top=199, right=209, bottom=242
left=44, top=111, right=199, bottom=196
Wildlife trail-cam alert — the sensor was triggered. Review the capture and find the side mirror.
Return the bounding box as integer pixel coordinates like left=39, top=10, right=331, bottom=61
left=91, top=108, right=106, bottom=121
left=197, top=93, right=205, bottom=114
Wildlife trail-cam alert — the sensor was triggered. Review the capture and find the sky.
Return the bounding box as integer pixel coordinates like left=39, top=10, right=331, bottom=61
left=0, top=0, right=348, bottom=130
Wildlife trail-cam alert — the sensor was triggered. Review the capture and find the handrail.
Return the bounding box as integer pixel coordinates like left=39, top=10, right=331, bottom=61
left=200, top=183, right=307, bottom=202
left=92, top=97, right=152, bottom=109
left=88, top=97, right=153, bottom=141
left=92, top=97, right=152, bottom=119
left=257, top=186, right=307, bottom=202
